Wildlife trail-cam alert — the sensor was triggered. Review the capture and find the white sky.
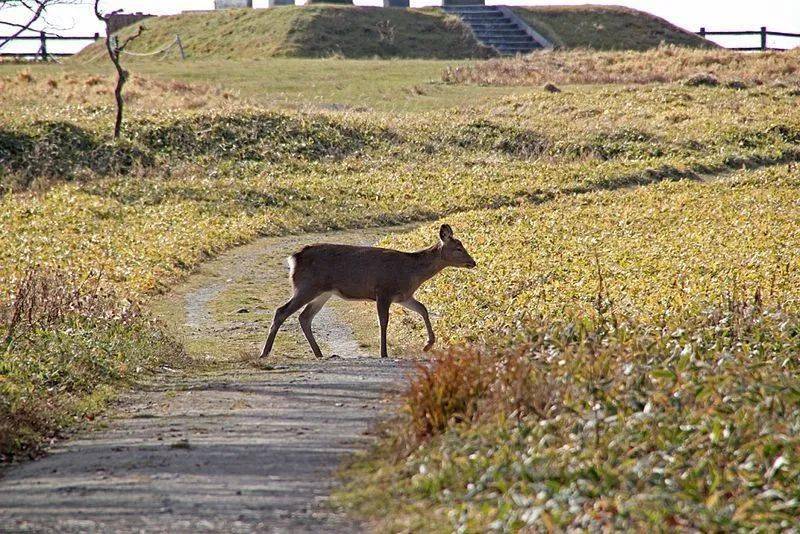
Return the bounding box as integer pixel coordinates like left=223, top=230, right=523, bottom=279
left=2, top=0, right=798, bottom=53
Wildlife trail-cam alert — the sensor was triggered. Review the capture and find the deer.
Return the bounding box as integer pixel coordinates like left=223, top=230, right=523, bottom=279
left=259, top=224, right=476, bottom=359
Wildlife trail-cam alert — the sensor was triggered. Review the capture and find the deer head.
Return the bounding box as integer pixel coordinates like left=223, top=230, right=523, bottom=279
left=438, top=224, right=476, bottom=269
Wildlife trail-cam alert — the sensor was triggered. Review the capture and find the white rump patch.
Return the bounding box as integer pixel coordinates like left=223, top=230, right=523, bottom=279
left=287, top=255, right=297, bottom=278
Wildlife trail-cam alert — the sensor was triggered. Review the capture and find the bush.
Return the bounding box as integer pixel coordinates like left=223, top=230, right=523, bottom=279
left=684, top=72, right=720, bottom=87
left=0, top=268, right=179, bottom=459
left=403, top=345, right=558, bottom=447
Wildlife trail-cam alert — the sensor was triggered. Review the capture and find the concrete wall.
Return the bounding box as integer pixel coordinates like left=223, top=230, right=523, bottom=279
left=107, top=12, right=152, bottom=34
left=214, top=0, right=253, bottom=9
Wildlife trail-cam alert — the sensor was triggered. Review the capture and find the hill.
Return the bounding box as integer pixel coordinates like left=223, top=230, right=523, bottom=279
left=514, top=5, right=714, bottom=50
left=75, top=6, right=493, bottom=60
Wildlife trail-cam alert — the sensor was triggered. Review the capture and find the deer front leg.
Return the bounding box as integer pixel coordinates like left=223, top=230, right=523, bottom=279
left=399, top=298, right=436, bottom=352
left=376, top=296, right=391, bottom=358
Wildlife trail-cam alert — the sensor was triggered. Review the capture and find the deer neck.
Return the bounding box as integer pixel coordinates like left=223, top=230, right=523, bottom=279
left=412, top=243, right=446, bottom=283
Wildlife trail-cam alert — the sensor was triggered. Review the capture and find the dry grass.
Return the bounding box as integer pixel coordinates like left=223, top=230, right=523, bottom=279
left=0, top=72, right=239, bottom=115
left=0, top=267, right=177, bottom=459
left=443, top=46, right=800, bottom=87
left=403, top=346, right=557, bottom=448
left=343, top=296, right=800, bottom=530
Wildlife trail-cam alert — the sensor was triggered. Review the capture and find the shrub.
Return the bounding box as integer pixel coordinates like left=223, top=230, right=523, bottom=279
left=684, top=72, right=719, bottom=87
left=0, top=268, right=178, bottom=459
left=403, top=345, right=558, bottom=447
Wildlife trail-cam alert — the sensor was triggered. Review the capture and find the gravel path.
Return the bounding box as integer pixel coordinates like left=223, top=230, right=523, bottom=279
left=0, top=228, right=416, bottom=533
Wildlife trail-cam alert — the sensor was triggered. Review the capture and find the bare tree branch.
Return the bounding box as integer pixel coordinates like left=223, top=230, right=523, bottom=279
left=117, top=25, right=143, bottom=52
left=0, top=0, right=47, bottom=50
left=0, top=0, right=81, bottom=49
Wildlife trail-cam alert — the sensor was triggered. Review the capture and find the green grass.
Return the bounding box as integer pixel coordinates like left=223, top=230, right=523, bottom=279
left=514, top=5, right=713, bottom=50
left=341, top=166, right=800, bottom=531
left=127, top=58, right=521, bottom=112
left=74, top=6, right=492, bottom=61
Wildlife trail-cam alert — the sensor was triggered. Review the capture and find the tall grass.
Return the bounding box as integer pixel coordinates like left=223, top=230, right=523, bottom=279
left=403, top=346, right=557, bottom=448
left=347, top=295, right=800, bottom=530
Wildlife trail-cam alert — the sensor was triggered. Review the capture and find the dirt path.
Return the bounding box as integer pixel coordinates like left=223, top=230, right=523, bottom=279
left=0, top=227, right=419, bottom=533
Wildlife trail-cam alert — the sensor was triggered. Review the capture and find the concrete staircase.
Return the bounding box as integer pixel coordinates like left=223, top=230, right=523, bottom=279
left=443, top=5, right=544, bottom=56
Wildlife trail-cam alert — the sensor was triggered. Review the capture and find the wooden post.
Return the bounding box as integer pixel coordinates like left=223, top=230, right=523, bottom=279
left=176, top=34, right=185, bottom=60
left=761, top=26, right=767, bottom=50
left=39, top=31, right=47, bottom=61
left=699, top=27, right=706, bottom=38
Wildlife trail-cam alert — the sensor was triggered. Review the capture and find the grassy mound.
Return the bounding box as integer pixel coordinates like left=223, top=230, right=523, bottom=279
left=514, top=5, right=713, bottom=50
left=74, top=6, right=493, bottom=60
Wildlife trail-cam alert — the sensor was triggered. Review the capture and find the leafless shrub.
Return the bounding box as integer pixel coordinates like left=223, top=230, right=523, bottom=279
left=1, top=266, right=138, bottom=344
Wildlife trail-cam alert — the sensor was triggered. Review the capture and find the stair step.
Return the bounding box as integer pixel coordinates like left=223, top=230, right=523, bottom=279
left=482, top=38, right=536, bottom=45
left=445, top=5, right=542, bottom=55
left=458, top=12, right=505, bottom=18
left=481, top=33, right=533, bottom=40
left=460, top=15, right=506, bottom=22
left=469, top=23, right=519, bottom=31
left=475, top=33, right=529, bottom=40
left=472, top=28, right=527, bottom=34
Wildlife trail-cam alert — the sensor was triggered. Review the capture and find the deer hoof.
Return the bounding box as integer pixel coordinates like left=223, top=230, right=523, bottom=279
left=423, top=341, right=435, bottom=352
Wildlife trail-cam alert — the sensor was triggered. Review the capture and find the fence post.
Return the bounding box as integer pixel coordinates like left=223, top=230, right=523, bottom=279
left=176, top=34, right=185, bottom=60
left=699, top=27, right=706, bottom=38
left=39, top=31, right=47, bottom=61
left=761, top=26, right=767, bottom=50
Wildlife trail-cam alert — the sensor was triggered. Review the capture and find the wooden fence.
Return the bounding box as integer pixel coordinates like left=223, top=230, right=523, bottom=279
left=698, top=27, right=800, bottom=51
left=0, top=31, right=100, bottom=59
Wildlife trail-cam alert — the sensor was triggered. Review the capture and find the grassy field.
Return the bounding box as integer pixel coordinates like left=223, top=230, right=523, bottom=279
left=1, top=59, right=530, bottom=113
left=341, top=165, right=800, bottom=531
left=3, top=46, right=800, bottom=529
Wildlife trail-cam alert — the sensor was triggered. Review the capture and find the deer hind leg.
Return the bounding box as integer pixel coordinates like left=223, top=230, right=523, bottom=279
left=399, top=298, right=436, bottom=352
left=260, top=288, right=319, bottom=359
left=376, top=296, right=391, bottom=358
left=299, top=292, right=331, bottom=359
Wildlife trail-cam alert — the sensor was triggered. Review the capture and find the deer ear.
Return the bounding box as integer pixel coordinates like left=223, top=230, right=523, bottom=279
left=439, top=224, right=453, bottom=241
